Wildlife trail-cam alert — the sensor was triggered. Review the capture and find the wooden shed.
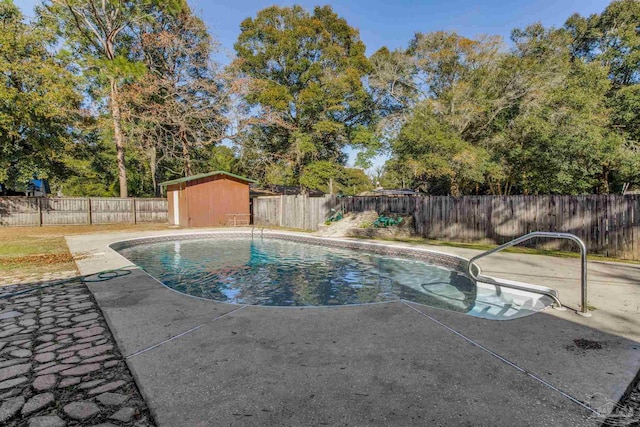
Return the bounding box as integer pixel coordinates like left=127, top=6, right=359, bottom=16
left=161, top=171, right=256, bottom=227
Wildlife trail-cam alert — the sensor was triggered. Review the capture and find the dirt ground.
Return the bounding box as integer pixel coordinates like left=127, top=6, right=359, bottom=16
left=0, top=223, right=170, bottom=284
left=314, top=211, right=379, bottom=237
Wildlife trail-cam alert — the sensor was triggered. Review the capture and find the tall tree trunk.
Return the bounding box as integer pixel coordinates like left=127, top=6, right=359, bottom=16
left=180, top=128, right=192, bottom=176
left=110, top=77, right=128, bottom=197
left=148, top=146, right=159, bottom=197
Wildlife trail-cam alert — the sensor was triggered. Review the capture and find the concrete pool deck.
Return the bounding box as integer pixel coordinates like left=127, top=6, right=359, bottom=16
left=66, top=228, right=640, bottom=426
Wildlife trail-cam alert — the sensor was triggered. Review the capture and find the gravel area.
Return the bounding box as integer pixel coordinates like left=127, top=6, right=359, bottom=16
left=0, top=280, right=155, bottom=426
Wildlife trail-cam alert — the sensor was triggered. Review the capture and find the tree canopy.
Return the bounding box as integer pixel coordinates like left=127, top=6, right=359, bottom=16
left=232, top=5, right=376, bottom=185
left=371, top=4, right=640, bottom=195
left=0, top=0, right=81, bottom=189
left=1, top=1, right=638, bottom=197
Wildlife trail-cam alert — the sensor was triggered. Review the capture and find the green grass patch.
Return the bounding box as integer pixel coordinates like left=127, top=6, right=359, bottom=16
left=0, top=236, right=67, bottom=258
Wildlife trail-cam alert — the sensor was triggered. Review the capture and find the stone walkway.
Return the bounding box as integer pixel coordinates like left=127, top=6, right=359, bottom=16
left=0, top=279, right=154, bottom=426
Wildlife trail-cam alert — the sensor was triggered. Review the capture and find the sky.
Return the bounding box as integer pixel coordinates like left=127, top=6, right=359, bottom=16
left=16, top=0, right=613, bottom=169
left=188, top=0, right=612, bottom=62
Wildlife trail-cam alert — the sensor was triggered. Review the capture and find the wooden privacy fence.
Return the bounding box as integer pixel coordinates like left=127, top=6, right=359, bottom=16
left=340, top=195, right=640, bottom=260
left=252, top=195, right=337, bottom=231
left=0, top=197, right=168, bottom=226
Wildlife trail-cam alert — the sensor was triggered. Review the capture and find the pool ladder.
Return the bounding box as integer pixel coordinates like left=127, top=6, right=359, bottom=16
left=251, top=220, right=269, bottom=239
left=466, top=232, right=591, bottom=317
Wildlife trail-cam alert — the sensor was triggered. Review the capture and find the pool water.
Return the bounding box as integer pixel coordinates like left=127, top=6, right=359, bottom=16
left=116, top=237, right=552, bottom=319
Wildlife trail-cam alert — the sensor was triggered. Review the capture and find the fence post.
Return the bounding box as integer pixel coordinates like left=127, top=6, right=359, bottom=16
left=87, top=198, right=92, bottom=225
left=279, top=195, right=284, bottom=227
left=38, top=198, right=43, bottom=227
left=131, top=198, right=137, bottom=224
left=303, top=194, right=307, bottom=230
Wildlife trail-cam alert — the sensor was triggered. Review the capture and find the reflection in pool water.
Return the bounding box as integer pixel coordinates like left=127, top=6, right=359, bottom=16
left=117, top=238, right=551, bottom=320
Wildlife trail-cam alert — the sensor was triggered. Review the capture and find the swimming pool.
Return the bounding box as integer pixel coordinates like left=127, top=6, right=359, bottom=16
left=111, top=233, right=555, bottom=320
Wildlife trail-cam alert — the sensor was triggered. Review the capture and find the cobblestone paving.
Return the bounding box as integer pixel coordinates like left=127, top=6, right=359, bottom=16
left=0, top=281, right=155, bottom=426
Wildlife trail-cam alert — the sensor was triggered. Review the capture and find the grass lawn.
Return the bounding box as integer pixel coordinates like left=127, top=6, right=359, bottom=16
left=0, top=223, right=170, bottom=282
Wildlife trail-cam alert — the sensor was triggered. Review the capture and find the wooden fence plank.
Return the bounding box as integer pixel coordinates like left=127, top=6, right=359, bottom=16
left=252, top=195, right=337, bottom=231
left=281, top=194, right=640, bottom=260
left=0, top=197, right=167, bottom=226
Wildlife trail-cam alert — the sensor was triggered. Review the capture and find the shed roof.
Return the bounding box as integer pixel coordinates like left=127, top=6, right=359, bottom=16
left=160, top=171, right=257, bottom=187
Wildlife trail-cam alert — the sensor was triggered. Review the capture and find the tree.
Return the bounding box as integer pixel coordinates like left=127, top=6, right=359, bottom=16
left=374, top=20, right=637, bottom=195
left=565, top=0, right=640, bottom=192
left=60, top=129, right=118, bottom=197
left=0, top=0, right=81, bottom=189
left=233, top=5, right=375, bottom=184
left=340, top=168, right=373, bottom=195
left=370, top=32, right=506, bottom=141
left=392, top=104, right=488, bottom=196
left=566, top=0, right=640, bottom=87
left=370, top=32, right=507, bottom=194
left=299, top=161, right=343, bottom=194
left=122, top=3, right=228, bottom=194
left=298, top=161, right=372, bottom=195
left=41, top=0, right=184, bottom=197
left=499, top=56, right=623, bottom=194
left=208, top=145, right=239, bottom=174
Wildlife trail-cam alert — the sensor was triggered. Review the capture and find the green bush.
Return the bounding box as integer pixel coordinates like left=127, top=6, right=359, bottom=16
left=374, top=215, right=403, bottom=228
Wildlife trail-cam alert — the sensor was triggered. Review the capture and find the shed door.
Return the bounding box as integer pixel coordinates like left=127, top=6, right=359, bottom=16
left=173, top=191, right=180, bottom=226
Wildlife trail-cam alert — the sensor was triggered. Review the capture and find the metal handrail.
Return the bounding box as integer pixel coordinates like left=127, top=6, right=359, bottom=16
left=467, top=232, right=590, bottom=317
left=251, top=220, right=269, bottom=239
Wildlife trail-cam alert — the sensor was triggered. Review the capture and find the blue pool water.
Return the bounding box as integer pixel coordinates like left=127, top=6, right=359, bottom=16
left=116, top=237, right=552, bottom=319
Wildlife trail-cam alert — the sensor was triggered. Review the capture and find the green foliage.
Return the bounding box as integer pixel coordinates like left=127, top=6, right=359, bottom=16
left=208, top=146, right=239, bottom=174
left=94, top=56, right=147, bottom=81
left=299, top=161, right=372, bottom=195
left=562, top=0, right=640, bottom=192
left=340, top=168, right=374, bottom=195
left=233, top=5, right=377, bottom=182
left=265, top=163, right=295, bottom=186
left=2, top=1, right=638, bottom=199
left=392, top=103, right=488, bottom=196
left=39, top=0, right=191, bottom=197
left=300, top=161, right=342, bottom=193
left=566, top=0, right=640, bottom=87
left=374, top=12, right=640, bottom=195
left=0, top=0, right=81, bottom=188
left=55, top=122, right=119, bottom=196
left=611, top=85, right=640, bottom=141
